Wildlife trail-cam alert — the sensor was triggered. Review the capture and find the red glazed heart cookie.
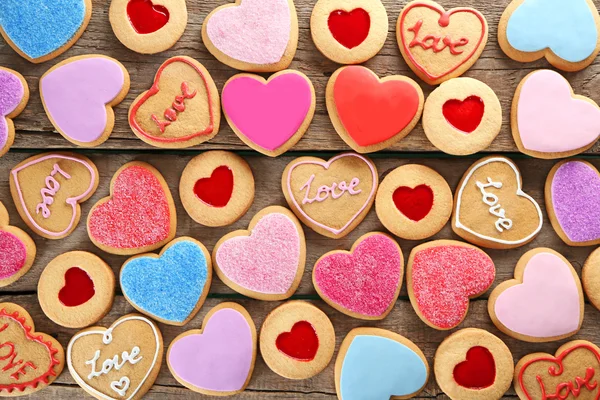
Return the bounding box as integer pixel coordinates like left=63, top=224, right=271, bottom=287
left=0, top=201, right=36, bottom=287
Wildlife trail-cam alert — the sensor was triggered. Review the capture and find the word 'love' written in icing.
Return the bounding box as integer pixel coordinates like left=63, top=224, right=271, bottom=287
left=476, top=177, right=513, bottom=233
left=36, top=164, right=71, bottom=219
left=300, top=175, right=361, bottom=205
left=151, top=82, right=197, bottom=133
left=407, top=19, right=469, bottom=55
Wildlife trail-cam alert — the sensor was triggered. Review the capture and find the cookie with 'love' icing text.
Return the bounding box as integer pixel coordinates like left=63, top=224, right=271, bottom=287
left=0, top=68, right=28, bottom=157
left=499, top=0, right=600, bottom=72
left=0, top=201, right=36, bottom=287
left=202, top=0, right=299, bottom=72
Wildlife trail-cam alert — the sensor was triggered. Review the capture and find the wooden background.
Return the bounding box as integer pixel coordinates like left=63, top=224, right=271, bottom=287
left=2, top=0, right=600, bottom=398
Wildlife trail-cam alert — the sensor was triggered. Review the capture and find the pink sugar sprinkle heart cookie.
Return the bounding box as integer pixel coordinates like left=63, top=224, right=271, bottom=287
left=406, top=240, right=495, bottom=330
left=0, top=67, right=28, bottom=158
left=313, top=232, right=403, bottom=320
left=213, top=206, right=306, bottom=300
left=87, top=161, right=177, bottom=255
left=0, top=201, right=36, bottom=287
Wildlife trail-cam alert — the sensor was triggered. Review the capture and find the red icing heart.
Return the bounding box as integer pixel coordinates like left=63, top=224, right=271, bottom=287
left=333, top=66, right=420, bottom=148
left=328, top=9, right=371, bottom=49
left=127, top=0, right=170, bottom=34
left=393, top=185, right=434, bottom=222
left=275, top=321, right=319, bottom=361
left=453, top=346, right=496, bottom=389
left=442, top=96, right=485, bottom=133
left=58, top=267, right=95, bottom=307
left=193, top=166, right=234, bottom=208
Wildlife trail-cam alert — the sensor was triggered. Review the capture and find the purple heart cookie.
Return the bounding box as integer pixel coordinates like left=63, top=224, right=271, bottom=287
left=0, top=68, right=28, bottom=157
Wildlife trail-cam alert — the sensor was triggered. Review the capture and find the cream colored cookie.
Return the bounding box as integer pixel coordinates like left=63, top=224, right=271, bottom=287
left=0, top=67, right=29, bottom=157
left=0, top=201, right=36, bottom=287
left=582, top=247, right=600, bottom=311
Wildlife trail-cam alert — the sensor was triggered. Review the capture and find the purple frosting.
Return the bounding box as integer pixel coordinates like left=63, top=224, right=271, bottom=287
left=552, top=161, right=600, bottom=242
left=0, top=70, right=25, bottom=150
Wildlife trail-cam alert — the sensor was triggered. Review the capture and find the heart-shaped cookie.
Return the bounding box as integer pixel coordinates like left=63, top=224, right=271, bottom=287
left=489, top=248, right=584, bottom=342
left=167, top=303, right=257, bottom=396
left=0, top=68, right=28, bottom=157
left=407, top=240, right=495, bottom=330
left=10, top=152, right=99, bottom=240
left=0, top=201, right=36, bottom=287
left=313, top=232, right=403, bottom=320
left=397, top=0, right=488, bottom=85
left=40, top=55, right=129, bottom=147
left=0, top=0, right=91, bottom=63
left=121, top=237, right=212, bottom=326
left=67, top=314, right=163, bottom=400
left=326, top=66, right=423, bottom=153
left=283, top=153, right=378, bottom=238
left=453, top=156, right=543, bottom=249
left=213, top=206, right=305, bottom=300
left=222, top=70, right=315, bottom=156
left=87, top=161, right=176, bottom=255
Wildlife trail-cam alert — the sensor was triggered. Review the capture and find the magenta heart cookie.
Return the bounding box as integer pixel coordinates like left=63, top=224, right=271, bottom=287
left=222, top=71, right=315, bottom=156
left=313, top=233, right=403, bottom=320
left=0, top=68, right=28, bottom=157
left=0, top=201, right=35, bottom=287
left=213, top=206, right=305, bottom=300
left=40, top=55, right=129, bottom=147
left=407, top=240, right=495, bottom=330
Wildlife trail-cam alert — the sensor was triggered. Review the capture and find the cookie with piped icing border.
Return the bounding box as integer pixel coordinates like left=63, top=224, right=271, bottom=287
left=202, top=0, right=299, bottom=72
left=0, top=201, right=36, bottom=288
left=488, top=248, right=584, bottom=343
left=0, top=67, right=29, bottom=158
left=180, top=151, right=254, bottom=227
left=310, top=0, right=388, bottom=64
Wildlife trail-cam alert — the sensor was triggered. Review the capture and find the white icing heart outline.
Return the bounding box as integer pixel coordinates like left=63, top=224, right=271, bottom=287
left=110, top=377, right=130, bottom=397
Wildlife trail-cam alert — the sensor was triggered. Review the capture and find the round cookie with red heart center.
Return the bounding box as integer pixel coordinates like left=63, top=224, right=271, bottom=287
left=180, top=151, right=254, bottom=227
left=0, top=201, right=36, bottom=287
left=375, top=164, right=452, bottom=240
left=397, top=0, right=488, bottom=85
left=109, top=0, right=187, bottom=54
left=259, top=301, right=335, bottom=380
left=326, top=66, right=424, bottom=153
left=434, top=328, right=514, bottom=400
left=38, top=251, right=115, bottom=329
left=310, top=0, right=388, bottom=64
left=423, top=78, right=502, bottom=155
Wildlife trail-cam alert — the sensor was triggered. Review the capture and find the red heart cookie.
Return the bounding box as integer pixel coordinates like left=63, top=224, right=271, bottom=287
left=328, top=9, right=370, bottom=49
left=127, top=0, right=170, bottom=34
left=442, top=95, right=485, bottom=133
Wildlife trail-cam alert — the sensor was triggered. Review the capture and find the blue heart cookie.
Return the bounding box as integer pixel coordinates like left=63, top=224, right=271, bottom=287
left=121, top=238, right=212, bottom=325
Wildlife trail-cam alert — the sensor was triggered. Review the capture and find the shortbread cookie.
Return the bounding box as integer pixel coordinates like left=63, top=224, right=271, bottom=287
left=40, top=55, right=130, bottom=147
left=452, top=155, right=543, bottom=249
left=0, top=68, right=29, bottom=157
left=407, top=240, right=495, bottom=330
left=222, top=70, right=315, bottom=156
left=435, top=328, right=514, bottom=400
left=423, top=77, right=502, bottom=155
left=0, top=0, right=91, bottom=63
left=583, top=247, right=600, bottom=311
left=87, top=161, right=177, bottom=255
left=282, top=152, right=378, bottom=238
left=397, top=0, right=488, bottom=85
left=121, top=237, right=212, bottom=326
left=168, top=303, right=257, bottom=396
left=213, top=206, right=305, bottom=300
left=0, top=201, right=35, bottom=287
left=260, top=301, right=335, bottom=380
left=499, top=0, right=600, bottom=72
left=335, top=328, right=429, bottom=400
left=376, top=164, right=452, bottom=240
left=10, top=152, right=99, bottom=240
left=313, top=232, right=403, bottom=320
left=202, top=0, right=299, bottom=72
left=311, top=0, right=388, bottom=64
left=38, top=251, right=115, bottom=328
left=109, top=0, right=187, bottom=54
left=326, top=66, right=423, bottom=153
left=67, top=314, right=163, bottom=400
left=129, top=56, right=220, bottom=148
left=0, top=303, right=64, bottom=396
left=180, top=151, right=254, bottom=227
left=488, top=248, right=584, bottom=342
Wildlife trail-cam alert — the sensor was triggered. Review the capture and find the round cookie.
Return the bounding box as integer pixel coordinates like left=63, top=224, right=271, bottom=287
left=310, top=0, right=388, bottom=64
left=0, top=67, right=29, bottom=157
left=397, top=0, right=488, bottom=85
left=375, top=164, right=452, bottom=240
left=202, top=0, right=299, bottom=72
left=0, top=201, right=36, bottom=287
left=180, top=151, right=254, bottom=227
left=259, top=301, right=335, bottom=380
left=434, top=328, right=514, bottom=400
left=488, top=248, right=584, bottom=343
left=109, top=0, right=187, bottom=54
left=38, top=251, right=115, bottom=329
left=498, top=0, right=600, bottom=72
left=222, top=70, right=315, bottom=157
left=582, top=247, right=600, bottom=311
left=326, top=66, right=424, bottom=153
left=423, top=78, right=502, bottom=155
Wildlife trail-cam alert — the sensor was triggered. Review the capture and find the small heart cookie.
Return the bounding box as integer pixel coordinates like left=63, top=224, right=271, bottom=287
left=0, top=68, right=29, bottom=157
left=0, top=201, right=36, bottom=287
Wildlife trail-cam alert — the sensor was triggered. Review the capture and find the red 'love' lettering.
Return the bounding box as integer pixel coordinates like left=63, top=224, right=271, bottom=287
left=151, top=82, right=197, bottom=133
left=407, top=19, right=469, bottom=55
left=536, top=367, right=598, bottom=400
left=0, top=324, right=37, bottom=381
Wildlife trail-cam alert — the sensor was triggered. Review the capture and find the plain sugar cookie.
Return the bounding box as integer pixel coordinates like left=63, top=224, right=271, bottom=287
left=582, top=247, right=600, bottom=311
left=0, top=201, right=36, bottom=287
left=0, top=67, right=29, bottom=157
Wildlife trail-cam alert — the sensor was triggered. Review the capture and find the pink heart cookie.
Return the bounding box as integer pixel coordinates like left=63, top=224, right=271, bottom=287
left=213, top=206, right=306, bottom=300
left=313, top=233, right=403, bottom=320
left=0, top=68, right=28, bottom=157
left=0, top=201, right=36, bottom=287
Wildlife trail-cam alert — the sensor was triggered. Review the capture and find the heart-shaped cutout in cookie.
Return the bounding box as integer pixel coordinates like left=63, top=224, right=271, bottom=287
left=453, top=346, right=496, bottom=389
left=276, top=321, right=319, bottom=361
left=127, top=0, right=170, bottom=34
left=442, top=95, right=485, bottom=133
left=58, top=267, right=95, bottom=307
left=194, top=166, right=234, bottom=208
left=328, top=9, right=371, bottom=49
left=0, top=68, right=28, bottom=157
left=393, top=185, right=434, bottom=222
